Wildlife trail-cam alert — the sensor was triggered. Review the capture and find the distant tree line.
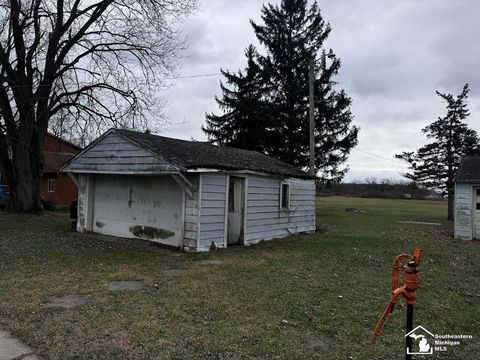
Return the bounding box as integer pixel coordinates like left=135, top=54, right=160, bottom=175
left=317, top=178, right=440, bottom=200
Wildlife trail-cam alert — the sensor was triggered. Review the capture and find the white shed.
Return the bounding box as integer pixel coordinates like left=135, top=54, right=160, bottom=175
left=454, top=156, right=480, bottom=240
left=62, top=129, right=316, bottom=251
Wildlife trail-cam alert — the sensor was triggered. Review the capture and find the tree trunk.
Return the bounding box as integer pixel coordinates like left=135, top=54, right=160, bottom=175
left=3, top=131, right=43, bottom=212
left=447, top=187, right=454, bottom=221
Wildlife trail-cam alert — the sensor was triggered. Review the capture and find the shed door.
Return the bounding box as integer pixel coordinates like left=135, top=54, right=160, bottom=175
left=474, top=188, right=480, bottom=239
left=227, top=177, right=245, bottom=245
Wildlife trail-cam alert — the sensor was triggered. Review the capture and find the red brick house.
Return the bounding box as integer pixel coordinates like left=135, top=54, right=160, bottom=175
left=41, top=134, right=82, bottom=207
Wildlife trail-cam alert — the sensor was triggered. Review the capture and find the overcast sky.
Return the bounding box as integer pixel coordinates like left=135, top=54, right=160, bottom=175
left=161, top=0, right=480, bottom=182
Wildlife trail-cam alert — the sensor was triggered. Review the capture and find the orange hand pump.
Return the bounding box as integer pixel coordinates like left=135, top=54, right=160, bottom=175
left=371, top=248, right=422, bottom=355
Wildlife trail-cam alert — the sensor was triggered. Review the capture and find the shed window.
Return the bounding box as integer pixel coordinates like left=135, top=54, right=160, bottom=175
left=228, top=178, right=235, bottom=212
left=280, top=182, right=290, bottom=210
left=48, top=179, right=55, bottom=193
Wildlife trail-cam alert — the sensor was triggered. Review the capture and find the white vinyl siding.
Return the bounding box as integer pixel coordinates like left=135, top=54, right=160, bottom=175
left=183, top=174, right=200, bottom=250
left=198, top=174, right=227, bottom=250
left=245, top=175, right=315, bottom=244
left=454, top=182, right=474, bottom=240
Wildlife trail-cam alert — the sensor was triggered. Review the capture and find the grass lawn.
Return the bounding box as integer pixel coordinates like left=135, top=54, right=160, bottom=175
left=0, top=197, right=478, bottom=359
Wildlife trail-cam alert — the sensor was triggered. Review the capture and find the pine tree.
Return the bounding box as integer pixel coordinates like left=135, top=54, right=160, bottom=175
left=396, top=84, right=480, bottom=220
left=203, top=45, right=275, bottom=153
left=203, top=0, right=359, bottom=181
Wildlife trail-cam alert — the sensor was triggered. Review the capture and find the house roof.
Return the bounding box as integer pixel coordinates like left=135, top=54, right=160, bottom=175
left=456, top=156, right=480, bottom=182
left=116, top=129, right=314, bottom=179
left=44, top=152, right=76, bottom=173
left=45, top=133, right=82, bottom=152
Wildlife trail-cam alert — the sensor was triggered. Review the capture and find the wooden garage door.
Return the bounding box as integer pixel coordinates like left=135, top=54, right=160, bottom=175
left=92, top=174, right=183, bottom=247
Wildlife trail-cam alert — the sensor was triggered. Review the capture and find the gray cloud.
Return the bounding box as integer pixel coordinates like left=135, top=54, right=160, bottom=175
left=162, top=0, right=480, bottom=181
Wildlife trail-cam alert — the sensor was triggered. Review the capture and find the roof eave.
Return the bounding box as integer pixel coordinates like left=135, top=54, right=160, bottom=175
left=186, top=167, right=314, bottom=180
left=455, top=179, right=480, bottom=183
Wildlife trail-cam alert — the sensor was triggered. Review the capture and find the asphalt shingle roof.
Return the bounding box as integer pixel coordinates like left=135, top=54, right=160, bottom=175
left=456, top=156, right=480, bottom=181
left=117, top=129, right=313, bottom=179
left=44, top=152, right=76, bottom=173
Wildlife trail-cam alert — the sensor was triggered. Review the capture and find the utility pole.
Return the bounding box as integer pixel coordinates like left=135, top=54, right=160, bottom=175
left=309, top=58, right=315, bottom=177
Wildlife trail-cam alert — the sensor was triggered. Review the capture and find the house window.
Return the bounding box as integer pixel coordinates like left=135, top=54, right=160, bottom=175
left=477, top=188, right=480, bottom=196
left=48, top=179, right=55, bottom=193
left=280, top=182, right=290, bottom=210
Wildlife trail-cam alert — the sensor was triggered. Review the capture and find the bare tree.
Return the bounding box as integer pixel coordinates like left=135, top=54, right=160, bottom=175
left=0, top=0, right=197, bottom=211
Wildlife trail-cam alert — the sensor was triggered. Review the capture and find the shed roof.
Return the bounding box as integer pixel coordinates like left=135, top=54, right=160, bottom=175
left=456, top=156, right=480, bottom=182
left=116, top=129, right=313, bottom=179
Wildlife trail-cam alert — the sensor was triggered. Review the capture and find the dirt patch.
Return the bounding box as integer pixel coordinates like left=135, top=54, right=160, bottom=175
left=163, top=269, right=186, bottom=277
left=107, top=280, right=145, bottom=291
left=426, top=224, right=454, bottom=240
left=41, top=294, right=89, bottom=309
left=345, top=207, right=365, bottom=213
left=129, top=225, right=175, bottom=240
left=396, top=220, right=442, bottom=226
left=200, top=259, right=224, bottom=265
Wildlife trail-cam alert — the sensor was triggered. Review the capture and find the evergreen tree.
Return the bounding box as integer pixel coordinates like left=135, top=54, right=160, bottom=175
left=396, top=84, right=480, bottom=220
left=203, top=0, right=359, bottom=181
left=203, top=45, right=275, bottom=152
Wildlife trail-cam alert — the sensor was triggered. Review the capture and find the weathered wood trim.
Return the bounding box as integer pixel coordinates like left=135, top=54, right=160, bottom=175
left=181, top=188, right=186, bottom=249
left=66, top=170, right=179, bottom=175
left=454, top=181, right=475, bottom=240
left=224, top=174, right=230, bottom=248
left=177, top=172, right=193, bottom=188
left=86, top=174, right=95, bottom=232
left=471, top=185, right=478, bottom=240
left=67, top=172, right=80, bottom=188
left=196, top=174, right=202, bottom=252
left=243, top=175, right=248, bottom=244
left=171, top=174, right=193, bottom=199
left=186, top=168, right=313, bottom=180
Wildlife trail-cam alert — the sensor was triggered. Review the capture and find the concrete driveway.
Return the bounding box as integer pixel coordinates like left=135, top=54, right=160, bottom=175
left=0, top=329, right=42, bottom=360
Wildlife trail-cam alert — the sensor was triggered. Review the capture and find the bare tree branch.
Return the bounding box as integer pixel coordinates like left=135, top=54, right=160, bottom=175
left=0, top=0, right=197, bottom=210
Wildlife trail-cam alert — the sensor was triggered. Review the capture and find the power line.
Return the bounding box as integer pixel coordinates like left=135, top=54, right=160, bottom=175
left=167, top=73, right=222, bottom=80
left=356, top=148, right=407, bottom=165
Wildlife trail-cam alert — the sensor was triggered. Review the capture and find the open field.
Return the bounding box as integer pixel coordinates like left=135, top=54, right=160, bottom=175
left=0, top=197, right=478, bottom=359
